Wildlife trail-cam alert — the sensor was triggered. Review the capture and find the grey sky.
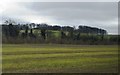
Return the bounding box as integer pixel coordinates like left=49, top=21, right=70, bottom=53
left=0, top=2, right=118, bottom=34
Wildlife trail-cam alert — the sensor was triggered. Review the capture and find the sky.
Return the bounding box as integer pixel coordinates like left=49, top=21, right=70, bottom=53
left=0, top=0, right=119, bottom=34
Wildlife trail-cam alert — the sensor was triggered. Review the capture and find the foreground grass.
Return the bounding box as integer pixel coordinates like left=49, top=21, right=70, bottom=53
left=2, top=44, right=118, bottom=73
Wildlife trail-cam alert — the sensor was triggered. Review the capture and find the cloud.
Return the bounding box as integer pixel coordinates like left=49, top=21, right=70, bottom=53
left=1, top=2, right=118, bottom=34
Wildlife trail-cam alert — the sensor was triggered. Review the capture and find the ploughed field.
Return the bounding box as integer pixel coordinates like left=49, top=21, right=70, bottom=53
left=2, top=44, right=118, bottom=73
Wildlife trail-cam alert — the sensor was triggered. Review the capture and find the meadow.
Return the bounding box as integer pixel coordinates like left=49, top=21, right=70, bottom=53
left=2, top=44, right=118, bottom=73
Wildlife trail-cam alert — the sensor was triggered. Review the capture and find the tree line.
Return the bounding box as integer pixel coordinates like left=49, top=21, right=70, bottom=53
left=2, top=20, right=119, bottom=44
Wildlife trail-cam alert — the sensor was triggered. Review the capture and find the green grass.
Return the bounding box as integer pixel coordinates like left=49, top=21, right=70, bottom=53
left=2, top=44, right=118, bottom=73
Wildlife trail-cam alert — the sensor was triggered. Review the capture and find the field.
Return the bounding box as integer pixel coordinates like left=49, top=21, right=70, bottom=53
left=2, top=44, right=118, bottom=73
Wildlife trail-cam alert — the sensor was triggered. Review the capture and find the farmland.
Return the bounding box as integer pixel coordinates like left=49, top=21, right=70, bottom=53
left=2, top=44, right=118, bottom=73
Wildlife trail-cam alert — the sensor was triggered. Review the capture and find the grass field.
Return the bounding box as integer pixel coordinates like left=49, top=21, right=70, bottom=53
left=2, top=44, right=118, bottom=73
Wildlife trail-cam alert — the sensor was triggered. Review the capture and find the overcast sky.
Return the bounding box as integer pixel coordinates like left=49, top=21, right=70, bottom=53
left=0, top=1, right=118, bottom=34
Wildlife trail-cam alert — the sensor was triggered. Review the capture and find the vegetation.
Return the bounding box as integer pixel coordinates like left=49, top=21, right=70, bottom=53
left=2, top=20, right=119, bottom=44
left=2, top=44, right=118, bottom=73
left=2, top=20, right=118, bottom=73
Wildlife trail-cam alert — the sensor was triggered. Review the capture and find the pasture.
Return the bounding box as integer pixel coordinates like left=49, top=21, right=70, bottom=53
left=2, top=44, right=118, bottom=73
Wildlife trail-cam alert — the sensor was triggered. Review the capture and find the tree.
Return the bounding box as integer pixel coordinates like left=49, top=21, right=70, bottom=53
left=61, top=31, right=66, bottom=39
left=25, top=25, right=29, bottom=37
left=68, top=30, right=74, bottom=40
left=4, top=19, right=16, bottom=25
left=30, top=29, right=33, bottom=34
left=76, top=32, right=80, bottom=40
left=62, top=26, right=74, bottom=31
left=52, top=25, right=61, bottom=30
left=41, top=29, right=46, bottom=40
left=4, top=19, right=19, bottom=37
